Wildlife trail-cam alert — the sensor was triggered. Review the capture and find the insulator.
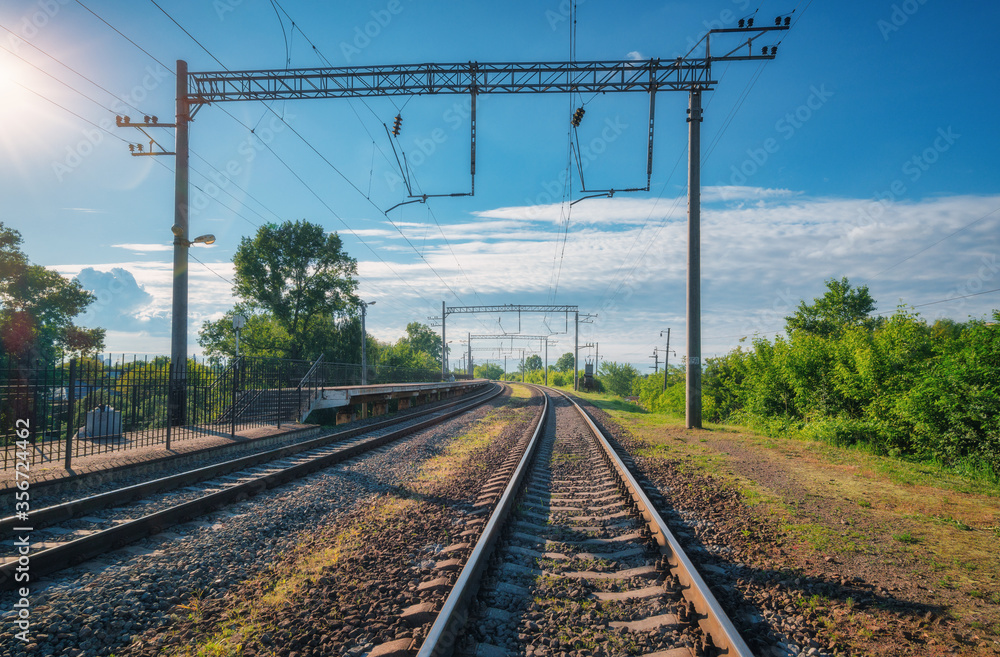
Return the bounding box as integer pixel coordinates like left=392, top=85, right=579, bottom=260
left=738, top=18, right=745, bottom=28
left=152, top=116, right=158, bottom=123
left=136, top=144, right=143, bottom=152
left=747, top=17, right=754, bottom=27
left=785, top=16, right=791, bottom=26
left=391, top=114, right=402, bottom=136
left=771, top=46, right=778, bottom=55
left=128, top=144, right=135, bottom=152
left=123, top=116, right=131, bottom=124
left=144, top=115, right=150, bottom=123
left=775, top=16, right=781, bottom=26
left=762, top=46, right=768, bottom=55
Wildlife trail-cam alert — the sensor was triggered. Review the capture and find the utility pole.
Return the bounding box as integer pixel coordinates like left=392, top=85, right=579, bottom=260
left=441, top=301, right=447, bottom=381
left=544, top=337, right=548, bottom=386
left=661, top=328, right=672, bottom=391
left=686, top=89, right=703, bottom=429
left=170, top=59, right=190, bottom=426
left=467, top=331, right=472, bottom=378
left=651, top=347, right=659, bottom=373
left=573, top=311, right=579, bottom=391
left=360, top=300, right=375, bottom=385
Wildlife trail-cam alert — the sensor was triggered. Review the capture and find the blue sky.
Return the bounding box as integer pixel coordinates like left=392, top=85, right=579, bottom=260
left=1, top=0, right=998, bottom=371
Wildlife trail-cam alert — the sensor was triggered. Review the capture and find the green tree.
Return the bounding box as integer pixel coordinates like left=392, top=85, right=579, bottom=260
left=523, top=354, right=543, bottom=371
left=555, top=352, right=575, bottom=372
left=598, top=360, right=640, bottom=398
left=377, top=323, right=442, bottom=371
left=0, top=223, right=104, bottom=360
left=232, top=220, right=358, bottom=360
left=474, top=362, right=504, bottom=380
left=399, top=322, right=443, bottom=362
left=785, top=277, right=881, bottom=338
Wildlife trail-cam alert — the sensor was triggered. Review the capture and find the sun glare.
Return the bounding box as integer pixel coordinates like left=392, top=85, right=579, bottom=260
left=0, top=50, right=74, bottom=166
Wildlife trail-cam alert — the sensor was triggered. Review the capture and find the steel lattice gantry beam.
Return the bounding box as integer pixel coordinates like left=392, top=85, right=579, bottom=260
left=441, top=304, right=583, bottom=388
left=445, top=305, right=578, bottom=315
left=188, top=60, right=716, bottom=102
left=151, top=23, right=788, bottom=428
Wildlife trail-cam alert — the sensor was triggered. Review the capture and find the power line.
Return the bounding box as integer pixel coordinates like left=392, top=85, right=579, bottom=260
left=0, top=26, right=147, bottom=116
left=866, top=205, right=1000, bottom=282
left=147, top=1, right=468, bottom=306
left=148, top=0, right=227, bottom=69
left=189, top=252, right=233, bottom=285
left=14, top=82, right=131, bottom=145
left=73, top=0, right=173, bottom=73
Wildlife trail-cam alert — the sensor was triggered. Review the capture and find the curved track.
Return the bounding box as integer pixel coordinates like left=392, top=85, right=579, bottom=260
left=0, top=382, right=503, bottom=589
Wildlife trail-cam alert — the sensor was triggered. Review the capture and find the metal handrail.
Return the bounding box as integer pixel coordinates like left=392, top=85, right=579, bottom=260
left=296, top=353, right=325, bottom=390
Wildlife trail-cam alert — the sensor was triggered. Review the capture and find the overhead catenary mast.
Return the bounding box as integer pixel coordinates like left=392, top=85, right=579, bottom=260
left=127, top=17, right=790, bottom=426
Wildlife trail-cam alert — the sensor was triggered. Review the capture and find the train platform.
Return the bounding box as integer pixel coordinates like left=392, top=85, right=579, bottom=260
left=0, top=422, right=318, bottom=494
left=0, top=378, right=489, bottom=496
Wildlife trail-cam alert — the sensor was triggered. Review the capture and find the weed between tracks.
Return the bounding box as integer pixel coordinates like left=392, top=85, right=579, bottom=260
left=135, top=389, right=539, bottom=657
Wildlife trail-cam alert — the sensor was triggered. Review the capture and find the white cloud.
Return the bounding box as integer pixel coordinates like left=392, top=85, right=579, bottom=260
left=111, top=243, right=173, bottom=253
left=626, top=50, right=645, bottom=60
left=52, top=194, right=1000, bottom=366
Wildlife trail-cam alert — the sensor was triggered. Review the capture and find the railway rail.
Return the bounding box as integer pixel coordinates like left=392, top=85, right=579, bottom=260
left=401, top=385, right=751, bottom=657
left=0, top=382, right=503, bottom=589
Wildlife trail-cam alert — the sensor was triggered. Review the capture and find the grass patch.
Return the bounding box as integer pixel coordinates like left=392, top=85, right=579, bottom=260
left=893, top=531, right=919, bottom=544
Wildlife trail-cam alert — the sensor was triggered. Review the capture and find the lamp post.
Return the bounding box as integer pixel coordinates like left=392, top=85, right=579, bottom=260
left=232, top=314, right=246, bottom=359
left=360, top=300, right=375, bottom=385
left=169, top=227, right=215, bottom=426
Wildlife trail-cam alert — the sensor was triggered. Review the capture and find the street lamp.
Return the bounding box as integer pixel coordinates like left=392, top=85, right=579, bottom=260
left=360, top=300, right=375, bottom=385
left=171, top=225, right=216, bottom=247
left=168, top=225, right=215, bottom=426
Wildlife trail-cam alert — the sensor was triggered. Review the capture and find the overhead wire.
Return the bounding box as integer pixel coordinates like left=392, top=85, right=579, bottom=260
left=140, top=1, right=451, bottom=316
left=266, top=0, right=495, bottom=318
left=73, top=0, right=174, bottom=73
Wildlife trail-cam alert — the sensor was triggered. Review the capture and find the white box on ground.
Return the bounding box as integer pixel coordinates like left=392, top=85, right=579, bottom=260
left=86, top=405, right=122, bottom=438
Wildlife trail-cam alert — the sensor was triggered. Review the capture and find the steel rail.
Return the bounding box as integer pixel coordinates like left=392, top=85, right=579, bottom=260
left=0, top=383, right=504, bottom=590
left=416, top=386, right=549, bottom=657
left=550, top=387, right=754, bottom=657
left=0, top=383, right=496, bottom=536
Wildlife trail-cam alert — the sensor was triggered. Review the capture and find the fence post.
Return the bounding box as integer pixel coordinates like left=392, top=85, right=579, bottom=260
left=64, top=358, right=76, bottom=470
left=277, top=377, right=283, bottom=429
left=165, top=363, right=173, bottom=451
left=231, top=357, right=238, bottom=439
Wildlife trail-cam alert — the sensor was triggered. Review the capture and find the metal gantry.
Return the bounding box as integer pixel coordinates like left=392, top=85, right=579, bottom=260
left=136, top=19, right=790, bottom=426
left=443, top=304, right=583, bottom=388
left=470, top=334, right=560, bottom=385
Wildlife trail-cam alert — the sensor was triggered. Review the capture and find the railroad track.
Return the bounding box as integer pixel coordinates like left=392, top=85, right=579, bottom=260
left=0, top=382, right=504, bottom=589
left=397, top=385, right=751, bottom=657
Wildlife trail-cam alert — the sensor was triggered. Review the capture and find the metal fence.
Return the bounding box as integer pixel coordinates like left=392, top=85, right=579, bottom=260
left=0, top=355, right=440, bottom=470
